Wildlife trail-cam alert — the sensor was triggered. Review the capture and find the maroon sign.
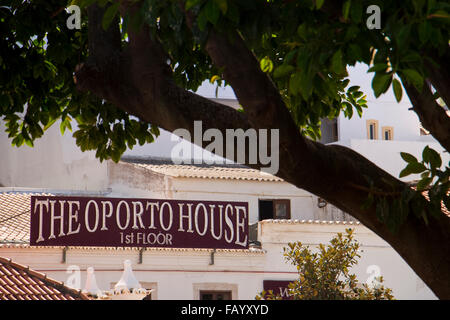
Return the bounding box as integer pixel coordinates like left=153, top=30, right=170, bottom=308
left=263, top=280, right=295, bottom=300
left=30, top=196, right=248, bottom=249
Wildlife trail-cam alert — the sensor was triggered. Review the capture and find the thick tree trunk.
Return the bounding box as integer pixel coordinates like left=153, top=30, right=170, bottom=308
left=424, top=50, right=450, bottom=109
left=402, top=79, right=450, bottom=152
left=74, top=4, right=450, bottom=299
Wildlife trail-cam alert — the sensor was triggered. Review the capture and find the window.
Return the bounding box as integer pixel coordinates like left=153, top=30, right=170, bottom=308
left=193, top=283, right=237, bottom=300
left=200, top=291, right=232, bottom=300
left=366, top=120, right=379, bottom=140
left=259, top=199, right=291, bottom=221
left=319, top=118, right=339, bottom=144
left=382, top=127, right=394, bottom=140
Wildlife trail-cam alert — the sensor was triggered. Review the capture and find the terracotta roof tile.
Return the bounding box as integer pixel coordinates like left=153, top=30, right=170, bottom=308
left=132, top=162, right=284, bottom=182
left=27, top=285, right=41, bottom=296
left=421, top=190, right=450, bottom=218
left=0, top=193, right=54, bottom=243
left=0, top=256, right=89, bottom=300
left=19, top=285, right=33, bottom=296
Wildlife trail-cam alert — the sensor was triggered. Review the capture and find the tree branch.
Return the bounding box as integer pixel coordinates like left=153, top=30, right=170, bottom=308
left=75, top=2, right=450, bottom=298
left=87, top=4, right=122, bottom=64
left=200, top=24, right=450, bottom=299
left=75, top=2, right=252, bottom=146
left=424, top=49, right=450, bottom=109
left=402, top=78, right=450, bottom=152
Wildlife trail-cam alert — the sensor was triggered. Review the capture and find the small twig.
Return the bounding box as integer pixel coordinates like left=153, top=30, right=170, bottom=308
left=51, top=7, right=65, bottom=19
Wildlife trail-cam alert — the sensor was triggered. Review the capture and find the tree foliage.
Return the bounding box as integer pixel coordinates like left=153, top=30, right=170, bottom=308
left=1, top=0, right=449, bottom=298
left=2, top=0, right=448, bottom=156
left=0, top=0, right=159, bottom=162
left=256, top=229, right=394, bottom=300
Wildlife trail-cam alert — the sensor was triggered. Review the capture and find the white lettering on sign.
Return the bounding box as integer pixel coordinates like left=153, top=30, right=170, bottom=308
left=85, top=200, right=99, bottom=233
left=30, top=196, right=249, bottom=249
left=67, top=201, right=81, bottom=236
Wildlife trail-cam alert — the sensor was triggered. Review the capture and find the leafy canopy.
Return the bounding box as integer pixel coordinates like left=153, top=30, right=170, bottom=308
left=2, top=0, right=448, bottom=159
left=0, top=1, right=449, bottom=223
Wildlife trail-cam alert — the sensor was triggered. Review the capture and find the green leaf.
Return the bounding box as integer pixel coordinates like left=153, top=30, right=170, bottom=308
left=350, top=1, right=363, bottom=23
left=12, top=134, right=24, bottom=147
left=260, top=56, right=274, bottom=73
left=400, top=162, right=427, bottom=177
left=392, top=78, right=403, bottom=102
left=402, top=69, right=423, bottom=91
left=214, top=0, right=228, bottom=14
left=401, top=52, right=422, bottom=63
left=396, top=24, right=412, bottom=52
left=347, top=44, right=362, bottom=62
left=297, top=24, right=308, bottom=40
left=273, top=64, right=295, bottom=78
left=185, top=0, right=202, bottom=10
left=331, top=49, right=345, bottom=75
left=72, top=0, right=97, bottom=9
left=102, top=2, right=120, bottom=31
left=372, top=73, right=392, bottom=98
left=342, top=0, right=351, bottom=20
left=316, top=0, right=325, bottom=9
left=400, top=152, right=418, bottom=164
left=409, top=162, right=427, bottom=173
left=416, top=177, right=433, bottom=191
left=210, top=75, right=221, bottom=83
left=348, top=86, right=360, bottom=93
left=225, top=2, right=239, bottom=23
left=368, top=64, right=388, bottom=73
left=97, top=0, right=110, bottom=8
left=23, top=138, right=33, bottom=147
left=205, top=0, right=220, bottom=25
left=289, top=73, right=302, bottom=96
left=399, top=167, right=412, bottom=178
left=421, top=171, right=430, bottom=179
left=196, top=8, right=208, bottom=30
left=422, top=145, right=442, bottom=169
left=418, top=21, right=432, bottom=44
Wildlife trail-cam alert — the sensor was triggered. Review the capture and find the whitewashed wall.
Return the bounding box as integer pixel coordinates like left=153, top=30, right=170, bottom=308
left=0, top=121, right=109, bottom=192
left=0, top=220, right=437, bottom=300
left=338, top=63, right=422, bottom=142
left=333, top=139, right=450, bottom=181
left=258, top=221, right=437, bottom=300
left=106, top=161, right=318, bottom=225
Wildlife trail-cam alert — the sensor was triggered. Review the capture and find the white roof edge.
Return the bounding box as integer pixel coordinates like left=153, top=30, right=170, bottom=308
left=0, top=243, right=266, bottom=254
left=261, top=219, right=360, bottom=225
left=0, top=187, right=112, bottom=196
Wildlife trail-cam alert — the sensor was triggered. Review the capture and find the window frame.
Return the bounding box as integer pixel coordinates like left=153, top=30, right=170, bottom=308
left=273, top=199, right=291, bottom=219
left=258, top=199, right=291, bottom=221
left=199, top=290, right=232, bottom=300
left=366, top=119, right=379, bottom=140
left=193, top=283, right=238, bottom=300
left=382, top=126, right=394, bottom=140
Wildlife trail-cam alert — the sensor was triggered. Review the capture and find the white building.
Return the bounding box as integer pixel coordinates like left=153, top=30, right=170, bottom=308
left=0, top=64, right=446, bottom=300
left=321, top=63, right=449, bottom=180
